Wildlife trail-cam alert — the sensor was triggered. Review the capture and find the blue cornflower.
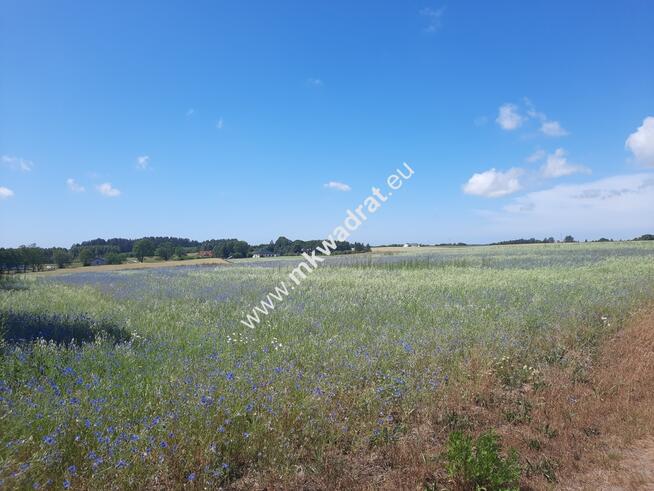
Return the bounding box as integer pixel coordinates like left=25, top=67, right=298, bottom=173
left=43, top=435, right=55, bottom=445
left=245, top=403, right=254, bottom=412
left=63, top=480, right=71, bottom=489
left=226, top=372, right=234, bottom=381
left=160, top=441, right=168, bottom=449
left=187, top=472, right=196, bottom=482
left=67, top=465, right=77, bottom=475
left=116, top=460, right=127, bottom=469
left=218, top=426, right=225, bottom=433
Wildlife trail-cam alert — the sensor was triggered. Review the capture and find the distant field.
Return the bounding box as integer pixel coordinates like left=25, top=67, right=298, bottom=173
left=35, top=257, right=230, bottom=275
left=1, top=241, right=654, bottom=488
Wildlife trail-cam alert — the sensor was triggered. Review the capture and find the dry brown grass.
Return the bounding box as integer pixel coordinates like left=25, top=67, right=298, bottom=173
left=233, top=305, right=654, bottom=490
left=35, top=257, right=230, bottom=275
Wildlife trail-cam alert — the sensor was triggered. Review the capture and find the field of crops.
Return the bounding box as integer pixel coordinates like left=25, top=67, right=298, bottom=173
left=2, top=242, right=654, bottom=488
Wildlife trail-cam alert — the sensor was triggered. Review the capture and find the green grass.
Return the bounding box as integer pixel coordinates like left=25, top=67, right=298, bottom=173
left=0, top=242, right=653, bottom=488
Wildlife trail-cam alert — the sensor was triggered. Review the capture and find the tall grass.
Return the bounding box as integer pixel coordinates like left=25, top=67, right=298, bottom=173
left=1, top=242, right=653, bottom=488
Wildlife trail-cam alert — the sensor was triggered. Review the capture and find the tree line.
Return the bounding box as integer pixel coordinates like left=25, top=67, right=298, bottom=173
left=0, top=236, right=371, bottom=272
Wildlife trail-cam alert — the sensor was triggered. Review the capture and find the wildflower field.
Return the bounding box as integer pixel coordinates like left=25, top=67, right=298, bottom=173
left=1, top=242, right=654, bottom=489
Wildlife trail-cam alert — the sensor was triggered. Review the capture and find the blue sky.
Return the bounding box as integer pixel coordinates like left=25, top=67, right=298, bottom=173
left=1, top=0, right=653, bottom=247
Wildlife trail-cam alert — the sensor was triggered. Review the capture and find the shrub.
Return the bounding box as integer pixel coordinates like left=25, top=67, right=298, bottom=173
left=0, top=311, right=130, bottom=345
left=105, top=252, right=123, bottom=265
left=445, top=430, right=521, bottom=491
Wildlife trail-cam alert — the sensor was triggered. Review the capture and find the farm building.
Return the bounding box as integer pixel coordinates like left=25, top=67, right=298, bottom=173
left=197, top=250, right=213, bottom=258
left=252, top=250, right=277, bottom=258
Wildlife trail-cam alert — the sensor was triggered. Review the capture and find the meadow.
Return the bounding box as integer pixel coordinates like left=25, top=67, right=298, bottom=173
left=2, top=242, right=654, bottom=489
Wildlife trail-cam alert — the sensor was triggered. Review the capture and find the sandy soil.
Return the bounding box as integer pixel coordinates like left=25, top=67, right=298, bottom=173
left=35, top=257, right=230, bottom=275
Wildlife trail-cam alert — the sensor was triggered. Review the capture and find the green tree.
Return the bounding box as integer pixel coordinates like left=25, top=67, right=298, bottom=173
left=105, top=252, right=123, bottom=265
left=53, top=249, right=71, bottom=268
left=174, top=246, right=186, bottom=260
left=155, top=242, right=174, bottom=261
left=133, top=239, right=155, bottom=262
left=79, top=247, right=94, bottom=266
left=563, top=235, right=575, bottom=243
left=232, top=240, right=250, bottom=258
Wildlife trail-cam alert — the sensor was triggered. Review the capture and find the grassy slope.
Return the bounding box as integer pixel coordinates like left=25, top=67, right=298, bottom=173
left=1, top=242, right=653, bottom=489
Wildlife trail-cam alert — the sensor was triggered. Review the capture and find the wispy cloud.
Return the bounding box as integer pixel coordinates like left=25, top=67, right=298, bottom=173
left=420, top=7, right=445, bottom=33
left=525, top=148, right=546, bottom=163
left=307, top=78, right=323, bottom=87
left=495, top=99, right=568, bottom=136
left=136, top=155, right=150, bottom=170
left=626, top=116, right=654, bottom=167
left=0, top=186, right=14, bottom=199
left=496, top=104, right=525, bottom=131
left=324, top=181, right=351, bottom=192
left=216, top=118, right=224, bottom=130
left=463, top=168, right=523, bottom=198
left=96, top=182, right=121, bottom=197
left=66, top=178, right=85, bottom=192
left=186, top=108, right=196, bottom=117
left=540, top=120, right=568, bottom=137
left=1, top=155, right=33, bottom=172
left=540, top=148, right=590, bottom=178
left=481, top=173, right=654, bottom=237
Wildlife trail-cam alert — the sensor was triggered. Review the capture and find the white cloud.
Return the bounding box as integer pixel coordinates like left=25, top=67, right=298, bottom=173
left=526, top=149, right=546, bottom=163
left=324, top=181, right=351, bottom=192
left=463, top=168, right=523, bottom=198
left=1, top=155, right=33, bottom=172
left=307, top=78, right=323, bottom=87
left=540, top=120, right=568, bottom=137
left=216, top=118, right=224, bottom=130
left=625, top=116, right=654, bottom=167
left=540, top=148, right=590, bottom=178
left=420, top=7, right=445, bottom=32
left=66, top=178, right=85, bottom=192
left=496, top=104, right=524, bottom=131
left=496, top=99, right=568, bottom=136
left=483, top=173, right=654, bottom=237
left=524, top=97, right=545, bottom=121
left=0, top=186, right=14, bottom=199
left=96, top=182, right=121, bottom=197
left=136, top=155, right=150, bottom=170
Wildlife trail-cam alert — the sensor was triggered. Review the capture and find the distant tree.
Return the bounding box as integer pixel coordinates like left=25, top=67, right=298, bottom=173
left=232, top=240, right=250, bottom=258
left=20, top=246, right=46, bottom=272
left=133, top=239, right=155, bottom=262
left=155, top=242, right=174, bottom=261
left=274, top=236, right=292, bottom=255
left=563, top=235, right=575, bottom=243
left=79, top=247, right=94, bottom=266
left=105, top=252, right=123, bottom=265
left=52, top=249, right=71, bottom=268
left=174, top=246, right=186, bottom=260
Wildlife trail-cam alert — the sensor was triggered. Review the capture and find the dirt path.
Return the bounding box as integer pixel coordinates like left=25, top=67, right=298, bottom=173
left=559, top=307, right=654, bottom=490
left=34, top=257, right=230, bottom=275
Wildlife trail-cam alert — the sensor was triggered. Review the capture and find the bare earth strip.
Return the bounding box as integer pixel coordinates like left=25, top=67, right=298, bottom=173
left=35, top=257, right=230, bottom=275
